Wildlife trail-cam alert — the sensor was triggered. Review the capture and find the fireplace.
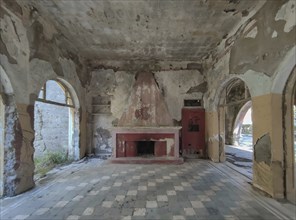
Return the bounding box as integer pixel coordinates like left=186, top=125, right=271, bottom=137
left=111, top=72, right=183, bottom=164
left=111, top=127, right=183, bottom=164
left=137, top=141, right=154, bottom=156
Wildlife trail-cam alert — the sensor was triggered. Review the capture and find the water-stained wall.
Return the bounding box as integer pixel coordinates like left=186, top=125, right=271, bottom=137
left=87, top=63, right=205, bottom=156
left=204, top=0, right=295, bottom=198
left=0, top=1, right=88, bottom=196
left=1, top=0, right=295, bottom=202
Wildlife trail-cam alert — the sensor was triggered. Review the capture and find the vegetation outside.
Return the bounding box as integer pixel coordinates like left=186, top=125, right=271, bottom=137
left=34, top=151, right=71, bottom=178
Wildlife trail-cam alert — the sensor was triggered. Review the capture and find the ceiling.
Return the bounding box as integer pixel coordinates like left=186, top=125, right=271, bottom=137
left=21, top=0, right=259, bottom=61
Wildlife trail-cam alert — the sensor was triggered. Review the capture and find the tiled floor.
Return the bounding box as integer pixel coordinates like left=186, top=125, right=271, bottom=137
left=225, top=145, right=253, bottom=179
left=0, top=158, right=295, bottom=220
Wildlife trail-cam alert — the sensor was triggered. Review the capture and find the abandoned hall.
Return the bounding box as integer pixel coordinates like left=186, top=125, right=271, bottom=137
left=0, top=0, right=296, bottom=219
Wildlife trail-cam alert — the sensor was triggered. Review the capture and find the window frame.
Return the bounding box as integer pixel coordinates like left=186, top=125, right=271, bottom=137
left=36, top=80, right=75, bottom=108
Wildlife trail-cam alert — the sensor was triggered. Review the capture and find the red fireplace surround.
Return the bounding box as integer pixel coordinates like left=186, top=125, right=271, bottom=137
left=111, top=127, right=183, bottom=164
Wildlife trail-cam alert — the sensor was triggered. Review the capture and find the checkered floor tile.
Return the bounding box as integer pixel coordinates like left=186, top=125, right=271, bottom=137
left=0, top=158, right=292, bottom=220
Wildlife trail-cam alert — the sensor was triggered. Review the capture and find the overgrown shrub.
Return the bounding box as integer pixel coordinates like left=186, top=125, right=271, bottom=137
left=34, top=151, right=70, bottom=178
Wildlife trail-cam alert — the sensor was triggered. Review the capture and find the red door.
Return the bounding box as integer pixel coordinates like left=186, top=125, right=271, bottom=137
left=181, top=107, right=205, bottom=155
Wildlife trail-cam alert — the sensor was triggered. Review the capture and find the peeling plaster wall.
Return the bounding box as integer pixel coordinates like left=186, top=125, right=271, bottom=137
left=204, top=0, right=295, bottom=198
left=1, top=0, right=295, bottom=200
left=18, top=0, right=263, bottom=62
left=87, top=70, right=134, bottom=155
left=154, top=70, right=205, bottom=122
left=252, top=94, right=284, bottom=198
left=88, top=67, right=205, bottom=156
left=205, top=0, right=295, bottom=111
left=229, top=1, right=295, bottom=77
left=0, top=3, right=88, bottom=196
left=118, top=72, right=174, bottom=127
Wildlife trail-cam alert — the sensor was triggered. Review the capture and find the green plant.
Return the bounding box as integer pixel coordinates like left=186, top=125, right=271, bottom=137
left=241, top=124, right=252, bottom=134
left=34, top=151, right=70, bottom=177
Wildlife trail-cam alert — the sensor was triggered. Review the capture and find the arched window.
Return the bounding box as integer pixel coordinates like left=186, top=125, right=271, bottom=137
left=34, top=79, right=79, bottom=179
left=37, top=80, right=74, bottom=107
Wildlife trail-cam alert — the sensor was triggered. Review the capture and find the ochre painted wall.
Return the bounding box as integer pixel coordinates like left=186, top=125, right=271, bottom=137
left=205, top=111, right=220, bottom=162
left=252, top=93, right=284, bottom=198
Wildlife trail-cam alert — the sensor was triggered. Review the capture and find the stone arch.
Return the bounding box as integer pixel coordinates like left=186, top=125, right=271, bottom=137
left=283, top=65, right=296, bottom=204
left=216, top=77, right=251, bottom=162
left=213, top=75, right=253, bottom=110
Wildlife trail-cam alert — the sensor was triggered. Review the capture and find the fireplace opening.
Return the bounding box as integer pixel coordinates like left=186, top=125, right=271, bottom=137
left=137, top=141, right=155, bottom=157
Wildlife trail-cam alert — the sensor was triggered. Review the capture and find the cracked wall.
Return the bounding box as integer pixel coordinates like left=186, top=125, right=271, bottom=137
left=204, top=0, right=295, bottom=198
left=0, top=2, right=88, bottom=196
left=229, top=1, right=295, bottom=76
left=87, top=64, right=205, bottom=156
left=1, top=0, right=295, bottom=200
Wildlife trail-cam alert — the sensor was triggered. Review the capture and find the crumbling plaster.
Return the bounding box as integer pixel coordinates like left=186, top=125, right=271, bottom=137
left=204, top=0, right=295, bottom=198
left=88, top=67, right=205, bottom=155
left=252, top=93, right=284, bottom=198
left=0, top=2, right=88, bottom=196
left=0, top=0, right=295, bottom=200
left=19, top=0, right=262, bottom=62
left=154, top=70, right=205, bottom=121
left=229, top=0, right=295, bottom=77
left=206, top=1, right=295, bottom=112
left=88, top=69, right=134, bottom=155
left=275, top=0, right=296, bottom=33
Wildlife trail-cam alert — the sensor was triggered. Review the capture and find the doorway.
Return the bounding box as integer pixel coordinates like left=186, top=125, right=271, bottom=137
left=218, top=78, right=253, bottom=179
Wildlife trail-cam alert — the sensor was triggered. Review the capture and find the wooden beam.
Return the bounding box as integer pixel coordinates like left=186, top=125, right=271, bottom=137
left=36, top=98, right=74, bottom=108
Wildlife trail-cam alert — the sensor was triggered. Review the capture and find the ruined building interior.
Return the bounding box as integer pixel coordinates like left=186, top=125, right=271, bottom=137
left=0, top=0, right=296, bottom=219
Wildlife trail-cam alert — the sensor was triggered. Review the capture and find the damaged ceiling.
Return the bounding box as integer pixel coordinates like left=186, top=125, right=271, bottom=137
left=17, top=0, right=260, bottom=62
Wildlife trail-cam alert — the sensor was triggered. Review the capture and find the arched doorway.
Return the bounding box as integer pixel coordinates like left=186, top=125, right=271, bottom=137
left=34, top=79, right=80, bottom=178
left=283, top=66, right=296, bottom=204
left=233, top=101, right=253, bottom=150
left=218, top=78, right=253, bottom=178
